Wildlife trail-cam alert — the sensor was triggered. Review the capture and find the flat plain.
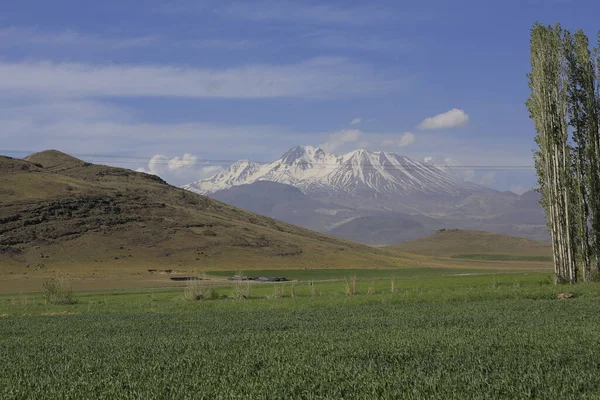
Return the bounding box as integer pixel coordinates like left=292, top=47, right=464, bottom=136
left=2, top=272, right=600, bottom=399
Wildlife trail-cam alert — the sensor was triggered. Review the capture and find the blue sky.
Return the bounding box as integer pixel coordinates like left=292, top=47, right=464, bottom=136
left=0, top=0, right=597, bottom=191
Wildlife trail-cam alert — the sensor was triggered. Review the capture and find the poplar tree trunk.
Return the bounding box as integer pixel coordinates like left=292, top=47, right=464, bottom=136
left=527, top=23, right=578, bottom=283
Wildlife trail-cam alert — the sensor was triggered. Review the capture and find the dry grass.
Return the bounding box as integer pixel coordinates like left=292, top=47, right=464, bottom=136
left=184, top=279, right=218, bottom=301
left=367, top=283, right=376, bottom=295
left=231, top=281, right=252, bottom=300
left=10, top=296, right=32, bottom=307
left=344, top=276, right=357, bottom=296
left=266, top=284, right=285, bottom=300
left=389, top=229, right=551, bottom=258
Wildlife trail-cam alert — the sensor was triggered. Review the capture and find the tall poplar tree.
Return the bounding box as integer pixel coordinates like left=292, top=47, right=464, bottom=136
left=565, top=31, right=591, bottom=281
left=527, top=23, right=578, bottom=283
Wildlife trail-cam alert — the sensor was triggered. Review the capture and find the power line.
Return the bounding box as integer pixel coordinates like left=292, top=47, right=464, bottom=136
left=0, top=149, right=536, bottom=170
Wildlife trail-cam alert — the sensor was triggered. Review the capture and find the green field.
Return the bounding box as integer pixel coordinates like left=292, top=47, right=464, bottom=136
left=450, top=254, right=553, bottom=262
left=205, top=267, right=516, bottom=281
left=3, top=273, right=600, bottom=398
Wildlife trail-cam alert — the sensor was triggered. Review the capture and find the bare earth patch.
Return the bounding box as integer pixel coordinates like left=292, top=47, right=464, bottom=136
left=556, top=293, right=574, bottom=299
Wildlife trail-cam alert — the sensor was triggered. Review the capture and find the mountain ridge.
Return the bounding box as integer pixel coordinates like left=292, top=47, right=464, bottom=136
left=184, top=145, right=483, bottom=197
left=183, top=146, right=548, bottom=244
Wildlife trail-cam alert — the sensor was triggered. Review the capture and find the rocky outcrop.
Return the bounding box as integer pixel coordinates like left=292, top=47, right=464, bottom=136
left=0, top=195, right=148, bottom=245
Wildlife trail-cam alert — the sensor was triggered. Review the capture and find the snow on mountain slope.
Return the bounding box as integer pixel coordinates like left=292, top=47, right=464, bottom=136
left=183, top=159, right=262, bottom=193
left=183, top=145, right=482, bottom=196
left=325, top=150, right=477, bottom=195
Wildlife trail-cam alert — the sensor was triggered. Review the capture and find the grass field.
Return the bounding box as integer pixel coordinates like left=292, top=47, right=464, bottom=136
left=389, top=229, right=552, bottom=258
left=204, top=267, right=521, bottom=281
left=2, top=273, right=600, bottom=399
left=450, top=254, right=553, bottom=262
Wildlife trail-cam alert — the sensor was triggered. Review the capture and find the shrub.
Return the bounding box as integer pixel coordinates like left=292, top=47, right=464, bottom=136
left=589, top=269, right=600, bottom=283
left=344, top=276, right=357, bottom=296
left=184, top=279, right=218, bottom=301
left=206, top=288, right=219, bottom=300
left=42, top=278, right=76, bottom=305
left=231, top=281, right=251, bottom=300
left=266, top=285, right=285, bottom=300
left=274, top=285, right=284, bottom=298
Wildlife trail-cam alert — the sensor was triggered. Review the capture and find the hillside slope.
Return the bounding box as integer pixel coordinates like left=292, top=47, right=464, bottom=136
left=388, top=229, right=552, bottom=258
left=0, top=151, right=423, bottom=278
left=210, top=181, right=357, bottom=232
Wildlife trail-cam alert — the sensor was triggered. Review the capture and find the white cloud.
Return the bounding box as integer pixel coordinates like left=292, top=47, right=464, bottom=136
left=422, top=156, right=500, bottom=187
left=321, top=129, right=362, bottom=152
left=382, top=132, right=415, bottom=148
left=349, top=118, right=361, bottom=125
left=137, top=153, right=223, bottom=185
left=0, top=57, right=401, bottom=99
left=0, top=27, right=258, bottom=50
left=0, top=27, right=158, bottom=49
left=423, top=156, right=475, bottom=181
left=417, top=109, right=469, bottom=130
left=0, top=98, right=303, bottom=159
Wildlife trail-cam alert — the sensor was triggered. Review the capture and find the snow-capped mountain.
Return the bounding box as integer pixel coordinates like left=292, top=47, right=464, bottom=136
left=182, top=146, right=547, bottom=244
left=183, top=145, right=481, bottom=196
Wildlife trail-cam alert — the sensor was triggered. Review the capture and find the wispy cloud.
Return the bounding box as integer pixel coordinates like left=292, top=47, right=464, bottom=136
left=382, top=132, right=415, bottom=148
left=321, top=129, right=362, bottom=152
left=136, top=153, right=223, bottom=185
left=305, top=30, right=414, bottom=52
left=0, top=57, right=403, bottom=99
left=349, top=118, right=362, bottom=125
left=0, top=98, right=536, bottom=191
left=0, top=27, right=158, bottom=49
left=417, top=109, right=469, bottom=130
left=219, top=1, right=392, bottom=26
left=0, top=99, right=316, bottom=161
left=0, top=26, right=260, bottom=50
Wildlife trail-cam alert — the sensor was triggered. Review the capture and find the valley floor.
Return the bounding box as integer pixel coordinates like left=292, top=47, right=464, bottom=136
left=2, top=273, right=600, bottom=399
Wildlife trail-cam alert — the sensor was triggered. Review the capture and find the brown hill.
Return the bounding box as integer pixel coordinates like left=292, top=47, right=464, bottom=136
left=388, top=229, right=552, bottom=259
left=1, top=151, right=428, bottom=290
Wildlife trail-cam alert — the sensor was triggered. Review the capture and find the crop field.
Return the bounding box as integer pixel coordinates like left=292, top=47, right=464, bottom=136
left=450, top=254, right=553, bottom=262
left=3, top=273, right=600, bottom=399
left=205, top=267, right=518, bottom=281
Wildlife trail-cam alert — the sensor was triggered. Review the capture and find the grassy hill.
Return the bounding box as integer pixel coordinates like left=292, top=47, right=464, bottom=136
left=388, top=229, right=552, bottom=261
left=0, top=150, right=434, bottom=290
